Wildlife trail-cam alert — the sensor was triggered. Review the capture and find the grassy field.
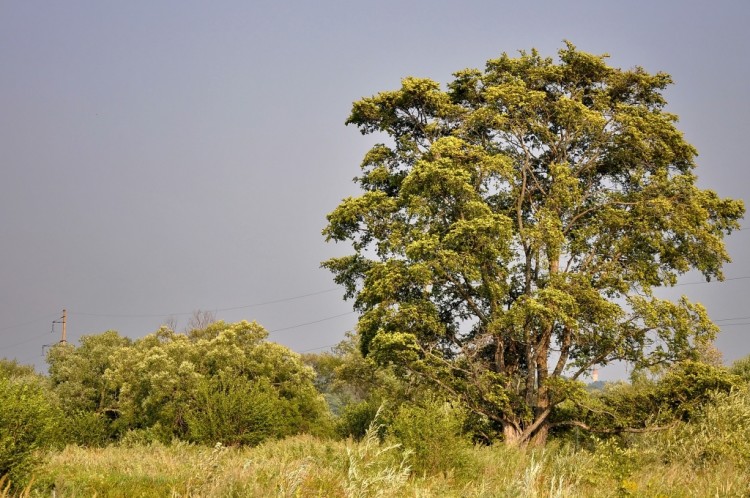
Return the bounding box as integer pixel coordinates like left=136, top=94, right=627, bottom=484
left=4, top=430, right=749, bottom=498
left=4, top=388, right=749, bottom=497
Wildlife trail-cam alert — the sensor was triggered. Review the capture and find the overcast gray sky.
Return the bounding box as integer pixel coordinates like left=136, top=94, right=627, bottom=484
left=1, top=1, right=748, bottom=379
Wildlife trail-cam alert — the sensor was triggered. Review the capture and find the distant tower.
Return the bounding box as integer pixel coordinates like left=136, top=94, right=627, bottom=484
left=592, top=368, right=599, bottom=382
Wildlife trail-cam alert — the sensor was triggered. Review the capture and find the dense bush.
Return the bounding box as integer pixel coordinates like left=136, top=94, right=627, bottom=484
left=552, top=360, right=743, bottom=441
left=730, top=354, right=750, bottom=384
left=46, top=321, right=332, bottom=446
left=0, top=359, right=35, bottom=379
left=0, top=370, right=60, bottom=487
left=186, top=375, right=287, bottom=445
left=335, top=400, right=380, bottom=440
left=46, top=331, right=131, bottom=445
left=387, top=397, right=475, bottom=477
left=645, top=388, right=750, bottom=466
left=655, top=360, right=742, bottom=420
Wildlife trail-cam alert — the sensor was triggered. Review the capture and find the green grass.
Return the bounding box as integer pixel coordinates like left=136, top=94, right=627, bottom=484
left=10, top=393, right=750, bottom=498
left=8, top=433, right=746, bottom=498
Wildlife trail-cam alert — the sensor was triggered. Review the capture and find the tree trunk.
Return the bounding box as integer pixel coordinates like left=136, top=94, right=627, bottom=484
left=503, top=418, right=550, bottom=446
left=533, top=337, right=551, bottom=446
left=529, top=420, right=549, bottom=446
left=503, top=423, right=523, bottom=446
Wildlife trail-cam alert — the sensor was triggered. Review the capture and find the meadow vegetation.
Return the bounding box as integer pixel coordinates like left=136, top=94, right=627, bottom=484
left=1, top=327, right=749, bottom=497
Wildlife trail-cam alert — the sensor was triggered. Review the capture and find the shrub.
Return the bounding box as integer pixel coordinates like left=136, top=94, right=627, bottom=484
left=64, top=410, right=117, bottom=447
left=336, top=400, right=381, bottom=440
left=387, top=397, right=475, bottom=477
left=103, top=321, right=333, bottom=442
left=648, top=388, right=750, bottom=467
left=655, top=360, right=741, bottom=421
left=186, top=375, right=286, bottom=446
left=0, top=374, right=60, bottom=488
left=0, top=359, right=35, bottom=379
left=730, top=355, right=750, bottom=384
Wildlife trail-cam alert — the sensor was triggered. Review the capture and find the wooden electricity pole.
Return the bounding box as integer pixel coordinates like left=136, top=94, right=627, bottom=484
left=60, top=309, right=67, bottom=344
left=43, top=310, right=69, bottom=358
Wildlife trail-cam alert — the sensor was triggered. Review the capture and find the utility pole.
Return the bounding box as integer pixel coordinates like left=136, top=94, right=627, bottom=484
left=61, top=309, right=67, bottom=344
left=44, top=310, right=69, bottom=358
left=53, top=309, right=67, bottom=344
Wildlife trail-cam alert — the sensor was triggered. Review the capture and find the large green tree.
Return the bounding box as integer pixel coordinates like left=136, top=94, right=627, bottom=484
left=323, top=43, right=744, bottom=445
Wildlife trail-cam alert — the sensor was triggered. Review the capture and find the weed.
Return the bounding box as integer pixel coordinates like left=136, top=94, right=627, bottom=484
left=345, top=411, right=411, bottom=498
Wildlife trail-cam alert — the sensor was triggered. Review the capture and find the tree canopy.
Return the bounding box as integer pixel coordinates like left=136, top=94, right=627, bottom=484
left=323, top=43, right=744, bottom=445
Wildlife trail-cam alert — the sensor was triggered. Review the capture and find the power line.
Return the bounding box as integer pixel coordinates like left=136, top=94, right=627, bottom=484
left=0, top=331, right=54, bottom=350
left=11, top=352, right=46, bottom=367
left=1, top=312, right=356, bottom=361
left=63, top=271, right=750, bottom=319
left=0, top=289, right=350, bottom=352
left=295, top=305, right=750, bottom=354
left=268, top=311, right=356, bottom=335
left=68, top=287, right=343, bottom=318
left=6, top=270, right=750, bottom=357
left=0, top=313, right=59, bottom=334
left=674, top=275, right=750, bottom=287
left=300, top=343, right=340, bottom=353
left=714, top=316, right=750, bottom=323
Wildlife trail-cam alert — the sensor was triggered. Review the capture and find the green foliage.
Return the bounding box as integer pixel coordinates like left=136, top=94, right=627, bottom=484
left=0, top=372, right=60, bottom=488
left=305, top=330, right=435, bottom=442
left=584, top=378, right=662, bottom=431
left=117, top=424, right=173, bottom=447
left=336, top=400, right=381, bottom=440
left=100, top=321, right=331, bottom=444
left=553, top=361, right=741, bottom=439
left=302, top=347, right=348, bottom=413
left=46, top=331, right=131, bottom=444
left=0, top=359, right=36, bottom=379
left=644, top=388, right=750, bottom=468
left=65, top=411, right=113, bottom=447
left=185, top=375, right=286, bottom=446
left=304, top=331, right=396, bottom=410
left=324, top=42, right=743, bottom=443
left=386, top=397, right=476, bottom=477
left=730, top=353, right=750, bottom=383
left=44, top=321, right=332, bottom=446
left=654, top=360, right=741, bottom=420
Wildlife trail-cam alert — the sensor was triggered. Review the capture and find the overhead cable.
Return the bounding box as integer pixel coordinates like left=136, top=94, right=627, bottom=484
left=69, top=287, right=342, bottom=318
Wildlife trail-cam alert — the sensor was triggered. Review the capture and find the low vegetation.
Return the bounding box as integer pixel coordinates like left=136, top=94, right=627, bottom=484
left=5, top=415, right=750, bottom=497
left=1, top=326, right=749, bottom=497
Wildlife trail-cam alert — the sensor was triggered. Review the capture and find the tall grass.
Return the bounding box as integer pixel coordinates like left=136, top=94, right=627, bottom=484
left=27, top=441, right=431, bottom=497
left=20, top=437, right=747, bottom=497
left=12, top=392, right=750, bottom=498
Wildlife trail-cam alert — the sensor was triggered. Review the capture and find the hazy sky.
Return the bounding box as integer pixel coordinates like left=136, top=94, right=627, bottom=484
left=1, top=1, right=748, bottom=378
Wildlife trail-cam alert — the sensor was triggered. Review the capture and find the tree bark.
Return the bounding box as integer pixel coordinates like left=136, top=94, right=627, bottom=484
left=529, top=420, right=549, bottom=446
left=503, top=423, right=523, bottom=446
